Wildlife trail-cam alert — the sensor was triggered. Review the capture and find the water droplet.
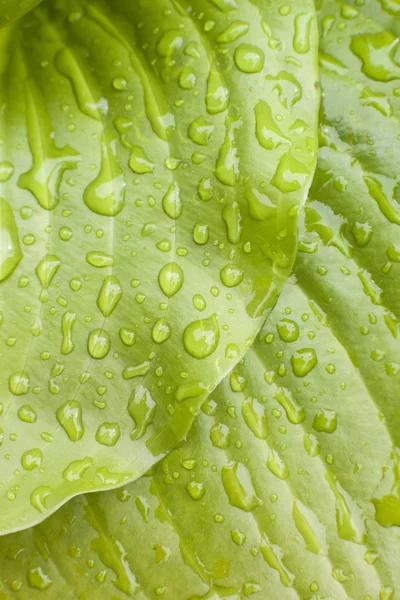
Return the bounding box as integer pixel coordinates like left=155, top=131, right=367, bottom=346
left=9, top=371, right=30, bottom=395
left=254, top=100, right=289, bottom=151
left=27, top=566, right=52, bottom=591
left=86, top=251, right=114, bottom=268
left=313, top=408, right=337, bottom=433
left=275, top=388, right=304, bottom=424
left=220, top=264, right=244, bottom=287
left=18, top=80, right=79, bottom=211
left=326, top=472, right=366, bottom=543
left=267, top=450, right=289, bottom=479
left=21, top=448, right=43, bottom=470
left=222, top=201, right=242, bottom=244
left=30, top=486, right=52, bottom=514
left=292, top=500, right=322, bottom=554
left=210, top=422, right=231, bottom=449
left=122, top=361, right=150, bottom=380
left=128, top=385, right=156, bottom=440
left=186, top=480, right=205, bottom=500
left=364, top=175, right=400, bottom=225
left=387, top=244, right=400, bottom=262
left=215, top=116, right=241, bottom=186
left=158, top=262, right=184, bottom=297
left=183, top=314, right=220, bottom=359
left=84, top=134, right=126, bottom=216
left=96, top=422, right=121, bottom=446
left=56, top=400, right=85, bottom=441
left=224, top=346, right=239, bottom=363
left=152, top=317, right=171, bottom=344
left=276, top=318, right=299, bottom=342
left=291, top=348, right=317, bottom=377
left=63, top=456, right=93, bottom=482
left=119, top=327, right=136, bottom=346
left=129, top=146, right=154, bottom=174
left=55, top=45, right=107, bottom=119
left=271, top=151, right=309, bottom=193
left=206, top=70, right=229, bottom=115
left=230, top=372, right=247, bottom=392
left=88, top=328, right=111, bottom=359
left=350, top=31, right=400, bottom=82
left=293, top=13, right=313, bottom=54
left=231, top=529, right=246, bottom=545
left=97, top=275, right=122, bottom=317
left=242, top=397, right=268, bottom=439
left=162, top=182, right=182, bottom=219
left=156, top=29, right=184, bottom=57
left=216, top=21, right=249, bottom=43
left=179, top=66, right=196, bottom=90
left=17, top=405, right=37, bottom=423
left=175, top=381, right=207, bottom=403
left=61, top=310, right=76, bottom=354
left=197, top=177, right=214, bottom=201
left=0, top=198, right=22, bottom=282
left=188, top=116, right=214, bottom=146
left=358, top=269, right=382, bottom=305
left=0, top=161, right=14, bottom=182
left=234, top=44, right=264, bottom=73
left=245, top=187, right=277, bottom=221
left=36, top=254, right=60, bottom=302
left=221, top=461, right=261, bottom=511
left=193, top=294, right=206, bottom=312
left=193, top=222, right=209, bottom=245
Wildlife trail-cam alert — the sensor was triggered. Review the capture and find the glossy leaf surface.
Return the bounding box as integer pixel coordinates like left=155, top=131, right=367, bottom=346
left=1, top=0, right=400, bottom=596
left=0, top=0, right=319, bottom=533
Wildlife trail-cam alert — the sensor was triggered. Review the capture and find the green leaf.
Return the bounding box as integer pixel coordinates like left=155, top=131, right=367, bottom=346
left=1, top=0, right=400, bottom=596
left=0, top=0, right=319, bottom=533
left=0, top=0, right=43, bottom=28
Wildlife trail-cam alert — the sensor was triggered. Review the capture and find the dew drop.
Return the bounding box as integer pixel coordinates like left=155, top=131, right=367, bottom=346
left=210, top=422, right=231, bottom=449
left=193, top=222, right=209, bottom=245
left=97, top=275, right=122, bottom=317
left=220, top=264, right=244, bottom=287
left=158, top=262, right=184, bottom=297
left=291, top=348, right=317, bottom=377
left=0, top=198, right=23, bottom=282
left=313, top=408, right=337, bottom=433
left=86, top=251, right=114, bottom=268
left=129, top=146, right=154, bottom=174
left=88, top=328, right=111, bottom=359
left=188, top=116, right=214, bottom=146
left=276, top=318, right=299, bottom=342
left=183, top=314, right=220, bottom=359
left=267, top=450, right=289, bottom=480
left=96, top=422, right=121, bottom=446
left=56, top=400, right=85, bottom=441
left=36, top=254, right=60, bottom=302
left=234, top=44, right=264, bottom=73
left=128, top=385, right=156, bottom=440
left=186, top=481, right=205, bottom=500
left=9, top=371, right=30, bottom=395
left=21, top=448, right=43, bottom=470
left=162, top=182, right=182, bottom=219
left=152, top=317, right=171, bottom=344
left=221, top=461, right=260, bottom=511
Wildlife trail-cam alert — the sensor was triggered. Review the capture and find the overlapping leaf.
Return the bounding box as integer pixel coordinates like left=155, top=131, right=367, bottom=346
left=0, top=0, right=319, bottom=533
left=0, top=0, right=399, bottom=597
left=0, top=0, right=43, bottom=28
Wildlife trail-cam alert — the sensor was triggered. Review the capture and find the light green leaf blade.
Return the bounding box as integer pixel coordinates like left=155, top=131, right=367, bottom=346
left=0, top=0, right=319, bottom=533
left=0, top=0, right=399, bottom=596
